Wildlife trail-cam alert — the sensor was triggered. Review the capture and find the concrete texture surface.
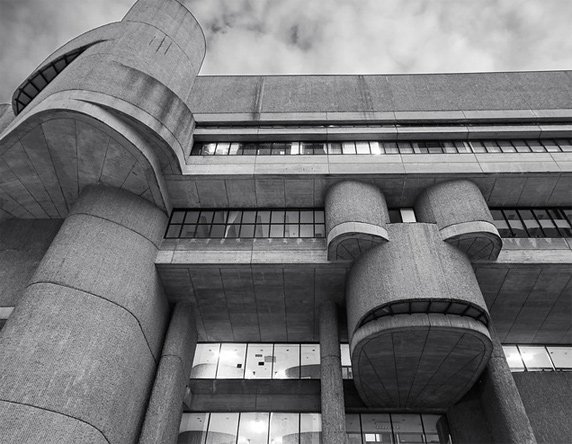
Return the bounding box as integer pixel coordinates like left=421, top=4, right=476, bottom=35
left=319, top=301, right=348, bottom=443
left=346, top=223, right=489, bottom=335
left=0, top=219, right=62, bottom=306
left=479, top=333, right=536, bottom=444
left=325, top=181, right=389, bottom=261
left=0, top=186, right=169, bottom=443
left=415, top=180, right=502, bottom=260
left=445, top=385, right=493, bottom=444
left=513, top=372, right=572, bottom=444
left=140, top=303, right=197, bottom=444
left=350, top=314, right=492, bottom=410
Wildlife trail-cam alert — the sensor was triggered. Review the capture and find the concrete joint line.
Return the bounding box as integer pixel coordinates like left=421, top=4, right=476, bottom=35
left=160, top=353, right=184, bottom=367
left=68, top=212, right=161, bottom=249
left=0, top=398, right=111, bottom=444
left=26, top=281, right=159, bottom=363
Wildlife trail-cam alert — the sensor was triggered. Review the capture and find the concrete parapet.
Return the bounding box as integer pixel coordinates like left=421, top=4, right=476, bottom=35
left=0, top=185, right=169, bottom=443
left=415, top=180, right=502, bottom=260
left=325, top=181, right=389, bottom=261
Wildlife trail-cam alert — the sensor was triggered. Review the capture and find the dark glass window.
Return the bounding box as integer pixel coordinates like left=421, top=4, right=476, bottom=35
left=490, top=208, right=572, bottom=238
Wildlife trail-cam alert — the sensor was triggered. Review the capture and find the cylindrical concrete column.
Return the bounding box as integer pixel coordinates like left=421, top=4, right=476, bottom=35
left=325, top=181, right=389, bottom=261
left=415, top=180, right=502, bottom=260
left=139, top=302, right=197, bottom=444
left=319, top=300, right=348, bottom=444
left=479, top=331, right=536, bottom=444
left=0, top=185, right=169, bottom=443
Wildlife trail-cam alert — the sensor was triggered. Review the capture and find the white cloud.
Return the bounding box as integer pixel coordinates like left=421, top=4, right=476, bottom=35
left=1, top=0, right=571, bottom=103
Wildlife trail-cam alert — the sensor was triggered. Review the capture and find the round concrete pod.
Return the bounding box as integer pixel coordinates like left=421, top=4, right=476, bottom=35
left=346, top=224, right=492, bottom=410
left=415, top=180, right=502, bottom=260
left=350, top=314, right=492, bottom=410
left=325, top=181, right=389, bottom=261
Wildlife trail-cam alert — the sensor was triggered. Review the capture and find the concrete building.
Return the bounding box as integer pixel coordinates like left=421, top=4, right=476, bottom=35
left=0, top=0, right=570, bottom=443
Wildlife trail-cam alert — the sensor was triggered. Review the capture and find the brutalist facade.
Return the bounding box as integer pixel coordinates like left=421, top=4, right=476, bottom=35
left=0, top=1, right=571, bottom=443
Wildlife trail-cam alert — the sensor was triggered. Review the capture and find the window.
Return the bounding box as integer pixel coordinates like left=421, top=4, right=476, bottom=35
left=190, top=139, right=572, bottom=156
left=490, top=208, right=572, bottom=238
left=503, top=345, right=572, bottom=371
left=166, top=209, right=326, bottom=239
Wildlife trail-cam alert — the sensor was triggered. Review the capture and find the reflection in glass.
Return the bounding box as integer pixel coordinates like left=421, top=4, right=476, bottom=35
left=519, top=346, right=554, bottom=370
left=421, top=415, right=441, bottom=443
left=273, top=344, right=300, bottom=379
left=246, top=344, right=273, bottom=379
left=191, top=344, right=220, bottom=378
left=206, top=413, right=239, bottom=444
left=179, top=413, right=209, bottom=444
left=502, top=346, right=525, bottom=371
left=361, top=414, right=393, bottom=444
left=300, top=413, right=321, bottom=444
left=346, top=414, right=362, bottom=444
left=300, top=345, right=320, bottom=379
left=217, top=343, right=246, bottom=378
left=547, top=346, right=572, bottom=369
left=238, top=413, right=270, bottom=444
left=392, top=414, right=424, bottom=443
left=270, top=413, right=300, bottom=444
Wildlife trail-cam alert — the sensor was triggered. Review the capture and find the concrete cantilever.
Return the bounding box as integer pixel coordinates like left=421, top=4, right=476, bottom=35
left=0, top=0, right=207, bottom=222
left=346, top=223, right=493, bottom=410
left=325, top=181, right=390, bottom=261
left=415, top=180, right=503, bottom=261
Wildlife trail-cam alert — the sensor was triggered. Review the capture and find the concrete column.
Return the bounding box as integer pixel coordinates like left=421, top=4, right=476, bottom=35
left=319, top=300, right=348, bottom=444
left=479, top=332, right=536, bottom=444
left=0, top=185, right=169, bottom=444
left=139, top=302, right=197, bottom=444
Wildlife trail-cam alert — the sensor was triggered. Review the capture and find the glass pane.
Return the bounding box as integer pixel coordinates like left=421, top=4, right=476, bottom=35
left=270, top=225, right=284, bottom=238
left=257, top=211, right=271, bottom=224
left=315, top=211, right=325, bottom=224
left=180, top=225, right=198, bottom=238
left=210, top=225, right=225, bottom=238
left=185, top=211, right=201, bottom=224
left=497, top=141, right=515, bottom=153
left=547, top=346, right=572, bottom=369
left=213, top=211, right=228, bottom=224
left=397, top=141, right=413, bottom=154
left=556, top=139, right=572, bottom=152
left=469, top=141, right=486, bottom=153
left=356, top=142, right=370, bottom=154
left=300, top=225, right=314, bottom=238
left=370, top=141, right=382, bottom=155
left=329, top=143, right=342, bottom=154
left=171, top=211, right=185, bottom=224
left=300, top=413, right=321, bottom=444
left=347, top=414, right=362, bottom=444
left=512, top=140, right=531, bottom=153
left=285, top=224, right=300, bottom=238
left=245, top=344, right=273, bottom=379
left=240, top=225, right=255, bottom=238
left=273, top=344, right=300, bottom=379
left=202, top=143, right=216, bottom=155
left=361, top=414, right=392, bottom=444
left=229, top=143, right=241, bottom=155
left=286, top=211, right=299, bottom=224
left=504, top=210, right=526, bottom=237
left=541, top=140, right=560, bottom=152
left=238, top=412, right=269, bottom=444
left=520, top=346, right=554, bottom=370
left=242, top=211, right=256, bottom=224
left=527, top=140, right=545, bottom=152
left=300, top=344, right=320, bottom=379
left=519, top=209, right=542, bottom=237
left=300, top=211, right=313, bottom=224
left=271, top=211, right=285, bottom=223
left=258, top=143, right=272, bottom=155
left=391, top=414, right=424, bottom=443
left=533, top=209, right=560, bottom=237
left=215, top=142, right=230, bottom=155
left=179, top=412, right=209, bottom=444
left=340, top=344, right=352, bottom=366
left=191, top=344, right=220, bottom=378
left=342, top=142, right=356, bottom=154
left=422, top=415, right=441, bottom=444
left=270, top=413, right=300, bottom=444
left=314, top=224, right=325, bottom=238
left=254, top=224, right=270, bottom=238
left=166, top=224, right=182, bottom=238
left=206, top=413, right=239, bottom=444
left=502, top=345, right=525, bottom=371
left=216, top=343, right=246, bottom=378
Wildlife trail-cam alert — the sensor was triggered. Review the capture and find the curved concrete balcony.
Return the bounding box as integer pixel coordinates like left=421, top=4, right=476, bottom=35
left=346, top=223, right=493, bottom=410
left=325, top=181, right=389, bottom=261
left=0, top=0, right=206, bottom=220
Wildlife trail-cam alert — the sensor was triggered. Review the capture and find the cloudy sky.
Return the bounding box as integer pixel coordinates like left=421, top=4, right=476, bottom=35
left=1, top=0, right=571, bottom=103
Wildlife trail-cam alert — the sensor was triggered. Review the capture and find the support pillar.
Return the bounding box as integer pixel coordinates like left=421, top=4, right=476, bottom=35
left=479, top=332, right=536, bottom=444
left=0, top=185, right=169, bottom=443
left=319, top=300, right=348, bottom=444
left=139, top=303, right=197, bottom=444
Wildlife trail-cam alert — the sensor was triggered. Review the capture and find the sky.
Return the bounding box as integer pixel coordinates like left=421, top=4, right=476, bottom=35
left=1, top=0, right=571, bottom=103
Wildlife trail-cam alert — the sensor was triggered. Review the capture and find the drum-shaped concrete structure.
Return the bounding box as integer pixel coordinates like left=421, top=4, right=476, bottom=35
left=325, top=181, right=389, bottom=261
left=347, top=224, right=493, bottom=410
left=415, top=180, right=502, bottom=261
